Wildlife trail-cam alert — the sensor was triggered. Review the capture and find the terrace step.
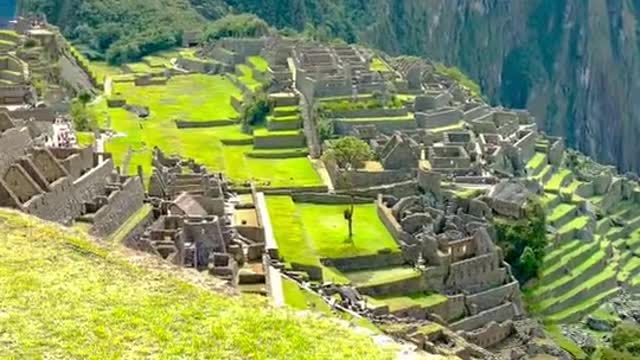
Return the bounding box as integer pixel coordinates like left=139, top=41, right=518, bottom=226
left=539, top=265, right=618, bottom=317
left=540, top=240, right=601, bottom=285
left=545, top=169, right=573, bottom=193
left=548, top=203, right=578, bottom=229
left=267, top=115, right=302, bottom=131
left=247, top=148, right=309, bottom=159
left=546, top=287, right=621, bottom=323
left=527, top=152, right=548, bottom=176
left=596, top=218, right=612, bottom=236
left=532, top=249, right=608, bottom=301
left=544, top=239, right=583, bottom=264
left=273, top=106, right=300, bottom=117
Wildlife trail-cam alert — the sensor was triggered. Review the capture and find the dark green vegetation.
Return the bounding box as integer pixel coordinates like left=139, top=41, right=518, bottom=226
left=596, top=323, right=640, bottom=360
left=495, top=200, right=547, bottom=284
left=323, top=136, right=372, bottom=170
left=0, top=208, right=392, bottom=359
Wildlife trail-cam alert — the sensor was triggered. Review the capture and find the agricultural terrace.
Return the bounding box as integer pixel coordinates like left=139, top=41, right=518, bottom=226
left=93, top=72, right=321, bottom=188
left=266, top=196, right=401, bottom=283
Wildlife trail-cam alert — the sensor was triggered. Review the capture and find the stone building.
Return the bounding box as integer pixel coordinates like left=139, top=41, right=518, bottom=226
left=136, top=149, right=267, bottom=289
left=371, top=174, right=525, bottom=349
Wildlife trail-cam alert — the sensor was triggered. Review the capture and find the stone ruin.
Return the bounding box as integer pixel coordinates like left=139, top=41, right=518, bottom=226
left=131, top=148, right=268, bottom=289
left=0, top=111, right=145, bottom=235
left=292, top=43, right=386, bottom=99
left=365, top=171, right=526, bottom=349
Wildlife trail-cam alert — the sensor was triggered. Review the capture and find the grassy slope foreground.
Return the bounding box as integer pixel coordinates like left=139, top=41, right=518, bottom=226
left=0, top=209, right=391, bottom=359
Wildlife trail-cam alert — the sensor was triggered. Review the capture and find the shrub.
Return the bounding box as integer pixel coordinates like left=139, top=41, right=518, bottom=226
left=495, top=198, right=547, bottom=283
left=204, top=14, right=270, bottom=42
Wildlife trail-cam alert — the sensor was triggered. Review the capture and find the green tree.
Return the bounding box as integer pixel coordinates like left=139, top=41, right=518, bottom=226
left=204, top=14, right=270, bottom=42
left=323, top=136, right=372, bottom=170
left=495, top=197, right=547, bottom=283
left=70, top=98, right=97, bottom=132
left=323, top=136, right=372, bottom=239
left=241, top=92, right=270, bottom=132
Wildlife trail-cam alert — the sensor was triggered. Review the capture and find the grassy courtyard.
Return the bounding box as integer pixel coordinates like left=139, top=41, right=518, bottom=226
left=266, top=197, right=401, bottom=282
left=94, top=74, right=321, bottom=187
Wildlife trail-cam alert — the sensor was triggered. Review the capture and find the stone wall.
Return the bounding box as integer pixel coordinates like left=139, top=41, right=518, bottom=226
left=323, top=252, right=406, bottom=272
left=253, top=132, right=306, bottom=149
left=416, top=109, right=463, bottom=129
left=0, top=127, right=31, bottom=175
left=8, top=107, right=56, bottom=122
left=326, top=160, right=415, bottom=189
left=72, top=158, right=114, bottom=204
left=25, top=177, right=82, bottom=224
left=291, top=192, right=372, bottom=204
left=357, top=274, right=427, bottom=297
left=334, top=118, right=417, bottom=135
left=219, top=38, right=266, bottom=59
left=376, top=196, right=415, bottom=246
left=515, top=130, right=537, bottom=163
left=327, top=108, right=408, bottom=119
left=120, top=206, right=155, bottom=246
left=462, top=320, right=514, bottom=349
left=90, top=177, right=145, bottom=237
left=465, top=281, right=520, bottom=313
left=548, top=137, right=565, bottom=166
left=450, top=302, right=516, bottom=332
left=446, top=253, right=505, bottom=290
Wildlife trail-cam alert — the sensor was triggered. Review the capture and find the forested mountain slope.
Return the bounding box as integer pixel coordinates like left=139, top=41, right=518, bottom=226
left=18, top=0, right=640, bottom=173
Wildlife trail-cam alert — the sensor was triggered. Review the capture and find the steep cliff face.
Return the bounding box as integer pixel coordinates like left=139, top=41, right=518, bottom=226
left=230, top=0, right=640, bottom=172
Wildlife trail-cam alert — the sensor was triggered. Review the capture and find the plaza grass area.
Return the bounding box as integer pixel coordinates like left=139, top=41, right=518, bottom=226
left=248, top=56, right=269, bottom=72
left=0, top=209, right=391, bottom=359
left=94, top=74, right=321, bottom=187
left=369, top=292, right=448, bottom=312
left=370, top=57, right=392, bottom=72
left=266, top=197, right=401, bottom=283
left=109, top=74, right=242, bottom=123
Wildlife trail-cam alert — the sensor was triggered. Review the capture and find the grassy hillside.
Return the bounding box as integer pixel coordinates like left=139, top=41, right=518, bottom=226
left=0, top=208, right=392, bottom=359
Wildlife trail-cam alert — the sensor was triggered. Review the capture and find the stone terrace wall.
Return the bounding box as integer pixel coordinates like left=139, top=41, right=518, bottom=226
left=450, top=302, right=516, bottom=332
left=465, top=281, right=520, bottom=313
left=416, top=109, right=462, bottom=129
left=376, top=196, right=415, bottom=246
left=291, top=192, right=372, bottom=204
left=72, top=158, right=114, bottom=204
left=323, top=252, right=406, bottom=272
left=334, top=118, right=417, bottom=135
left=91, top=177, right=145, bottom=237
left=0, top=127, right=31, bottom=175
left=25, top=177, right=82, bottom=224
left=462, top=321, right=514, bottom=349
left=327, top=108, right=408, bottom=119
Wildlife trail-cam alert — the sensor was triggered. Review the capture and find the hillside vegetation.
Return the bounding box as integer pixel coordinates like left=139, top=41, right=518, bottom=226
left=0, top=209, right=391, bottom=359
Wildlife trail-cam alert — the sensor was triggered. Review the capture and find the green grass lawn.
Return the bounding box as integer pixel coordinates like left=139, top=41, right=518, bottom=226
left=93, top=74, right=320, bottom=187
left=297, top=203, right=399, bottom=259
left=370, top=58, right=392, bottom=72
left=344, top=267, right=420, bottom=287
left=548, top=203, right=576, bottom=224
left=0, top=209, right=391, bottom=359
left=546, top=169, right=572, bottom=191
left=236, top=64, right=262, bottom=91
left=223, top=145, right=321, bottom=187
left=370, top=292, right=447, bottom=312
left=545, top=324, right=588, bottom=359
left=527, top=152, right=547, bottom=171
left=266, top=197, right=402, bottom=284
left=283, top=277, right=332, bottom=312
left=110, top=74, right=241, bottom=122
left=248, top=56, right=270, bottom=72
